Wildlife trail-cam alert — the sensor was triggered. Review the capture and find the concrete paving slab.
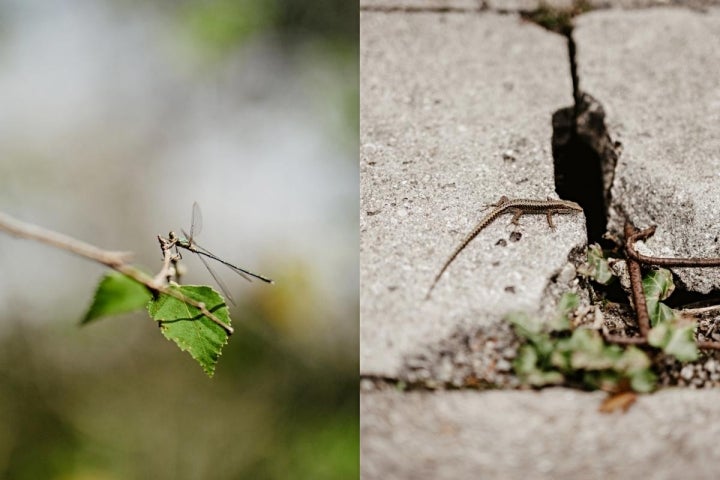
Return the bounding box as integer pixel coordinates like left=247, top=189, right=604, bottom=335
left=361, top=387, right=720, bottom=479
left=575, top=7, right=720, bottom=293
left=487, top=0, right=720, bottom=10
left=361, top=11, right=583, bottom=377
left=361, top=0, right=480, bottom=10
left=361, top=0, right=720, bottom=12
left=487, top=0, right=575, bottom=10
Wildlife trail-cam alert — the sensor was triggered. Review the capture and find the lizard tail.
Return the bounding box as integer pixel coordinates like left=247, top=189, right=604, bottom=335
left=426, top=206, right=500, bottom=299
left=425, top=273, right=443, bottom=299
left=425, top=234, right=476, bottom=299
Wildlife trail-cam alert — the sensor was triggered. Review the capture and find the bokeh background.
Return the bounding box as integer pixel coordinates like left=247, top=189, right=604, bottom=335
left=0, top=0, right=358, bottom=478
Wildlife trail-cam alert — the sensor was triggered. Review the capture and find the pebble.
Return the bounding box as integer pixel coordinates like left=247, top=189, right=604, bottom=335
left=496, top=359, right=512, bottom=372
left=680, top=365, right=695, bottom=381
left=705, top=359, right=717, bottom=372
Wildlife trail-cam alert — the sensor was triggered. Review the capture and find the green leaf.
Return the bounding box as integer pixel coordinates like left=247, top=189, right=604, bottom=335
left=548, top=292, right=578, bottom=331
left=514, top=345, right=539, bottom=375
left=558, top=292, right=579, bottom=317
left=566, top=328, right=602, bottom=352
left=514, top=346, right=564, bottom=386
left=580, top=244, right=614, bottom=285
left=648, top=320, right=699, bottom=362
left=534, top=336, right=558, bottom=359
left=583, top=370, right=621, bottom=392
left=663, top=323, right=698, bottom=362
left=642, top=269, right=676, bottom=326
left=508, top=312, right=543, bottom=336
left=568, top=329, right=616, bottom=370
left=647, top=322, right=670, bottom=348
left=147, top=285, right=231, bottom=377
left=629, top=369, right=657, bottom=393
left=526, top=370, right=564, bottom=386
left=642, top=269, right=674, bottom=301
left=649, top=302, right=676, bottom=326
left=550, top=349, right=571, bottom=370
left=509, top=293, right=577, bottom=339
left=82, top=271, right=153, bottom=324
left=614, top=346, right=651, bottom=374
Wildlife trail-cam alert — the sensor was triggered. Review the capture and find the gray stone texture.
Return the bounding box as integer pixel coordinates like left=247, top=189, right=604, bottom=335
left=486, top=0, right=576, bottom=10
left=360, top=11, right=584, bottom=376
left=360, top=7, right=720, bottom=480
left=362, top=388, right=720, bottom=479
left=575, top=8, right=720, bottom=293
left=361, top=0, right=480, bottom=9
left=361, top=0, right=720, bottom=12
left=487, top=0, right=720, bottom=10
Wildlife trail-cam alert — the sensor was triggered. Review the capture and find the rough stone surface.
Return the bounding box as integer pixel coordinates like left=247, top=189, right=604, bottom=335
left=361, top=0, right=720, bottom=12
left=360, top=7, right=720, bottom=480
left=360, top=11, right=584, bottom=376
left=399, top=320, right=524, bottom=389
left=486, top=0, right=576, bottom=10
left=361, top=388, right=720, bottom=479
left=361, top=0, right=480, bottom=9
left=575, top=8, right=720, bottom=293
left=487, top=0, right=720, bottom=10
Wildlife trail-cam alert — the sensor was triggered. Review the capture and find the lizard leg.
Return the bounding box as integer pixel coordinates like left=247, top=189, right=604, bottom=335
left=545, top=210, right=557, bottom=230
left=511, top=209, right=523, bottom=225
left=487, top=195, right=510, bottom=209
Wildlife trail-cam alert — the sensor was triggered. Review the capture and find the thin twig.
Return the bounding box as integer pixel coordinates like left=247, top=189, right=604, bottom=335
left=602, top=334, right=648, bottom=346
left=624, top=222, right=651, bottom=336
left=154, top=235, right=176, bottom=285
left=679, top=304, right=720, bottom=316
left=597, top=222, right=720, bottom=352
left=0, top=211, right=132, bottom=266
left=0, top=210, right=233, bottom=335
left=626, top=225, right=720, bottom=267
left=604, top=328, right=720, bottom=350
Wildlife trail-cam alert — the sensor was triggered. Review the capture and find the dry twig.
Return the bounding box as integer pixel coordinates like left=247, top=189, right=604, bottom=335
left=0, top=210, right=233, bottom=335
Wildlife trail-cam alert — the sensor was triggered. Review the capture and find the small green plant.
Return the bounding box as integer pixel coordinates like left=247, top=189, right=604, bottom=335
left=522, top=1, right=592, bottom=35
left=515, top=245, right=702, bottom=393
left=509, top=293, right=656, bottom=393
left=642, top=269, right=698, bottom=362
left=578, top=244, right=699, bottom=362
left=577, top=243, right=613, bottom=285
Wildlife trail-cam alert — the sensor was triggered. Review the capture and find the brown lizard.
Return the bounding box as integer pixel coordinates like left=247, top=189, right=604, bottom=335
left=426, top=196, right=583, bottom=298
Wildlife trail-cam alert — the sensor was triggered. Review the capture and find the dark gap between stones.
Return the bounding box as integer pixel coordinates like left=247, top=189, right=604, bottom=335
left=553, top=30, right=720, bottom=348
left=513, top=7, right=720, bottom=390
left=519, top=4, right=615, bottom=244
left=664, top=287, right=720, bottom=310
left=552, top=27, right=618, bottom=245
left=552, top=104, right=606, bottom=243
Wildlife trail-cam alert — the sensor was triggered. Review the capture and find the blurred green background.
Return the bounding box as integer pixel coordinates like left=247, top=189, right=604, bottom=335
left=0, top=0, right=358, bottom=479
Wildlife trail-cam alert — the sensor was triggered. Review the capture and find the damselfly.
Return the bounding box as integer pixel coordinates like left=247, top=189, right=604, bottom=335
left=168, top=202, right=272, bottom=305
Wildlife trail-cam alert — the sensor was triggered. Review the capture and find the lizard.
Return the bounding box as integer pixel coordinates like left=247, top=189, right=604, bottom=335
left=426, top=196, right=583, bottom=299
